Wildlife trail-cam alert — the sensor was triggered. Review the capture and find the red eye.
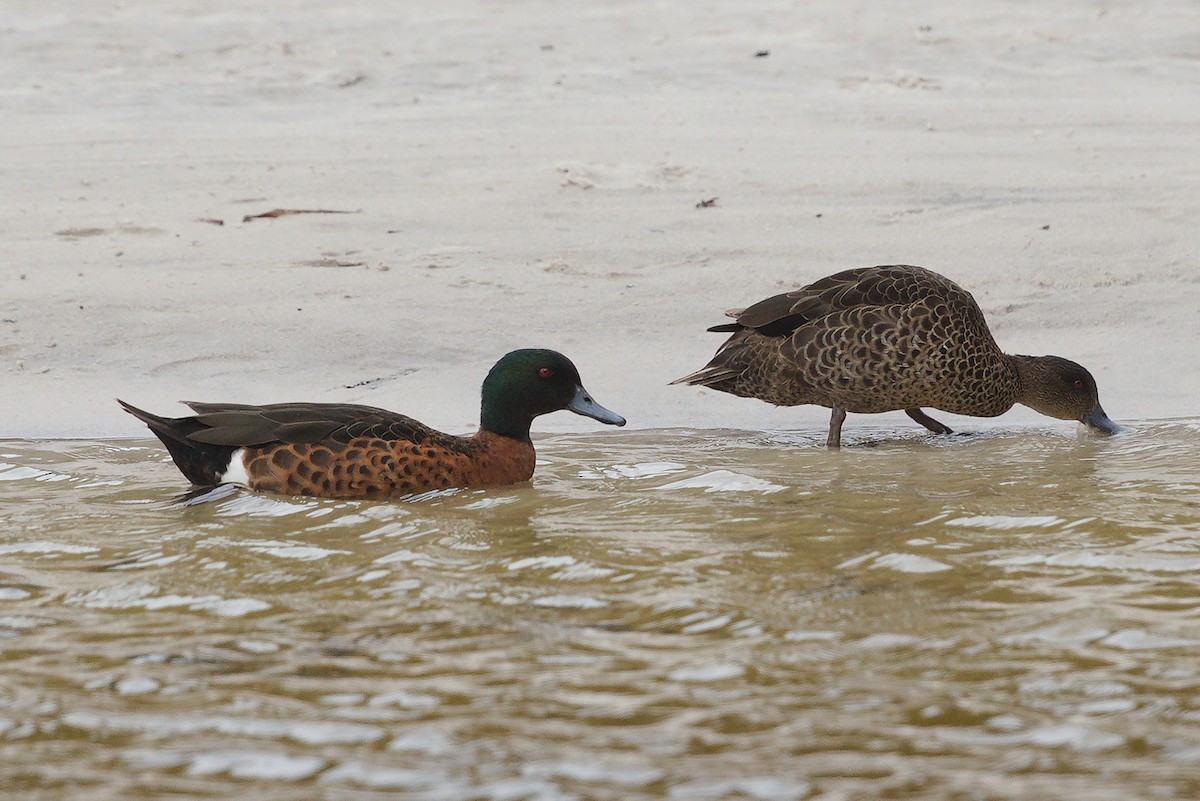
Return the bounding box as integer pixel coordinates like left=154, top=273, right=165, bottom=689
left=1072, top=380, right=1084, bottom=390
left=538, top=367, right=553, bottom=378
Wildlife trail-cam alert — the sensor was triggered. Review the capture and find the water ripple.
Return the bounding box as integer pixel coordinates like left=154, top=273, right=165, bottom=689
left=0, top=424, right=1198, bottom=798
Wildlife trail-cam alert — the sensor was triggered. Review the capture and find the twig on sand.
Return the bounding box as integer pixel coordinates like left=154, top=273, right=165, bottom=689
left=242, top=208, right=358, bottom=223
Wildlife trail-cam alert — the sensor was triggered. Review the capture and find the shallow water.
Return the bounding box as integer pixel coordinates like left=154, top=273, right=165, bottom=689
left=1, top=422, right=1199, bottom=800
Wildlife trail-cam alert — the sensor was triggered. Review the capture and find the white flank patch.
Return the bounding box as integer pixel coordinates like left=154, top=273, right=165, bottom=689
left=219, top=448, right=251, bottom=486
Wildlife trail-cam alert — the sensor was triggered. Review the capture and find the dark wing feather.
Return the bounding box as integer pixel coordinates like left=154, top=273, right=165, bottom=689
left=188, top=425, right=286, bottom=447
left=728, top=292, right=806, bottom=333
left=727, top=265, right=979, bottom=337
left=777, top=304, right=906, bottom=364
left=180, top=401, right=443, bottom=447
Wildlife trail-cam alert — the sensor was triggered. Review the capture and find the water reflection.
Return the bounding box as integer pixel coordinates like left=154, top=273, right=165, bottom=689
left=0, top=422, right=1198, bottom=798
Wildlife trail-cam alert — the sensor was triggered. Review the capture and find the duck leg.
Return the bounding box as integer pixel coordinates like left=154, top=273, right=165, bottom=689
left=905, top=408, right=954, bottom=435
left=827, top=405, right=847, bottom=448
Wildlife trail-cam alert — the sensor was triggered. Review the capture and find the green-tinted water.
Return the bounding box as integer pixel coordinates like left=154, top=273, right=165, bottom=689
left=2, top=423, right=1199, bottom=799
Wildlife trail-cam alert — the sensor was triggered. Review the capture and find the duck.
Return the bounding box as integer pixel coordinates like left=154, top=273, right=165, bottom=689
left=120, top=348, right=626, bottom=497
left=672, top=264, right=1120, bottom=447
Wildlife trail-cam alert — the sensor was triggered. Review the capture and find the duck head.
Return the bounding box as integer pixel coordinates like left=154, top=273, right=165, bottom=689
left=1014, top=355, right=1121, bottom=434
left=480, top=349, right=626, bottom=440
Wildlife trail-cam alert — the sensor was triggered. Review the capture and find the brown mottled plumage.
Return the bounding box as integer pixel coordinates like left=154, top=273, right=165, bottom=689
left=673, top=265, right=1119, bottom=447
left=121, top=349, right=625, bottom=498
left=238, top=431, right=534, bottom=498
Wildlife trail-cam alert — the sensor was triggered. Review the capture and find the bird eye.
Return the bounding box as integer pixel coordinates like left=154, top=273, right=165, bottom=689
left=1072, top=379, right=1084, bottom=390
left=538, top=367, right=554, bottom=378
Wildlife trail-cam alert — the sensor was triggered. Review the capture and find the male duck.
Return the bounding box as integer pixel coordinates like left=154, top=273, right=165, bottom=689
left=121, top=349, right=625, bottom=497
left=672, top=265, right=1120, bottom=447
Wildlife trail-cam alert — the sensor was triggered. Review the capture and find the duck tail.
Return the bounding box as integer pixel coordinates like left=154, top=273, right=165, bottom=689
left=669, top=365, right=740, bottom=387
left=118, top=399, right=235, bottom=486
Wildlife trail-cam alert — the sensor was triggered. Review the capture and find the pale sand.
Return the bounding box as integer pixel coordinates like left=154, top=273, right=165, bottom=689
left=3, top=1, right=1197, bottom=439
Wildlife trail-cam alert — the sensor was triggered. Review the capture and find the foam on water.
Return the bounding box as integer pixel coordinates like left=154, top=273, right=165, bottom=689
left=122, top=748, right=325, bottom=780
left=578, top=461, right=688, bottom=480
left=372, top=549, right=429, bottom=566
left=937, top=723, right=1126, bottom=753
left=1003, top=624, right=1113, bottom=647
left=186, top=750, right=326, bottom=780
left=215, top=493, right=315, bottom=517
left=532, top=594, right=609, bottom=609
left=461, top=495, right=518, bottom=509
left=668, top=663, right=745, bottom=682
left=783, top=630, right=842, bottom=642
left=388, top=727, right=456, bottom=754
left=0, top=541, right=99, bottom=555
left=368, top=690, right=440, bottom=710
left=524, top=760, right=664, bottom=787
left=855, top=633, right=924, bottom=650
left=0, top=615, right=52, bottom=631
left=655, top=470, right=786, bottom=493
left=318, top=761, right=436, bottom=789
left=1101, top=629, right=1200, bottom=650
left=115, top=677, right=161, bottom=696
left=863, top=552, right=953, bottom=573
left=945, top=514, right=1067, bottom=530
left=991, top=550, right=1200, bottom=572
left=0, top=463, right=71, bottom=482
left=62, top=710, right=386, bottom=745
left=67, top=582, right=269, bottom=617
left=356, top=569, right=390, bottom=582
left=508, top=555, right=576, bottom=571
left=236, top=539, right=353, bottom=561
left=668, top=777, right=812, bottom=801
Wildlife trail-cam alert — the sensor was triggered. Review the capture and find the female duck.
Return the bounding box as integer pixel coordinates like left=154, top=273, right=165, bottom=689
left=122, top=349, right=625, bottom=497
left=673, top=265, right=1119, bottom=447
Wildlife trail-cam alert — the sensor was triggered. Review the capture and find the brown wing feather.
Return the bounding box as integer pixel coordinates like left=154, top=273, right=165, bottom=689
left=675, top=265, right=1015, bottom=416
left=731, top=265, right=982, bottom=337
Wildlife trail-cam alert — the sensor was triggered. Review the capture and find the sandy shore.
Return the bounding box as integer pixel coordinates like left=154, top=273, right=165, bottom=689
left=3, top=1, right=1197, bottom=439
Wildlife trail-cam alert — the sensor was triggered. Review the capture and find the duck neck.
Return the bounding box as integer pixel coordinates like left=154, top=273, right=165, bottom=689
left=480, top=400, right=534, bottom=442
left=1007, top=354, right=1052, bottom=414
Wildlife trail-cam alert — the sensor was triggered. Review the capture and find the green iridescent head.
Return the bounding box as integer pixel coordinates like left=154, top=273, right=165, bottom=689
left=480, top=349, right=625, bottom=440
